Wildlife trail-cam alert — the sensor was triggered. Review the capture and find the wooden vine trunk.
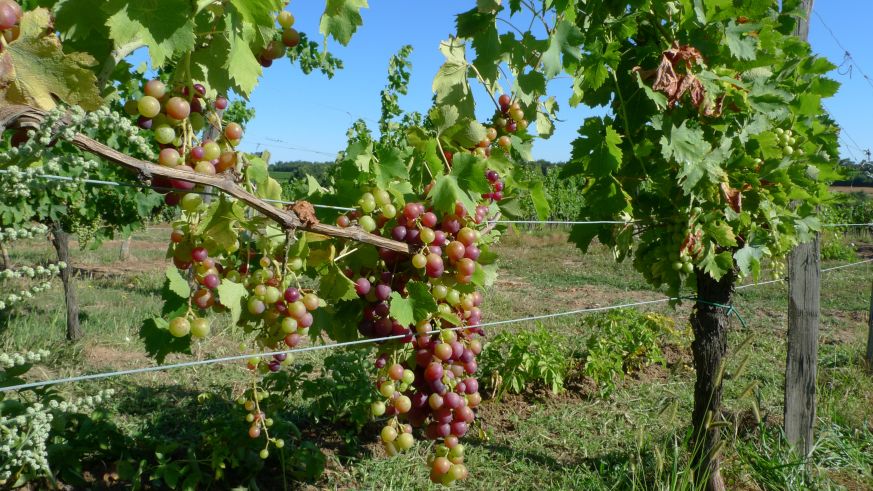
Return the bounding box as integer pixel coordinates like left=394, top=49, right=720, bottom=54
left=690, top=267, right=736, bottom=491
left=51, top=222, right=83, bottom=341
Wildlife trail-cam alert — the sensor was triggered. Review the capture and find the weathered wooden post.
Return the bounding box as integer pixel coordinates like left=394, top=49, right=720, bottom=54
left=866, top=278, right=873, bottom=371
left=784, top=0, right=818, bottom=458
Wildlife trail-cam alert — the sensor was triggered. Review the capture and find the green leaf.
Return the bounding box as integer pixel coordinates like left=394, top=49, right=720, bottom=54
left=406, top=282, right=438, bottom=322
left=428, top=175, right=477, bottom=216
left=319, top=263, right=358, bottom=302
left=705, top=222, right=737, bottom=247
left=320, top=0, right=368, bottom=46
left=226, top=31, right=262, bottom=96
left=140, top=317, right=191, bottom=364
left=660, top=121, right=711, bottom=165
left=433, top=38, right=474, bottom=118
left=217, top=279, right=248, bottom=325
left=196, top=197, right=242, bottom=252
left=105, top=0, right=196, bottom=68
left=0, top=9, right=102, bottom=110
left=450, top=153, right=490, bottom=194
left=541, top=19, right=583, bottom=78
left=734, top=244, right=764, bottom=279
left=374, top=146, right=409, bottom=188
left=389, top=292, right=414, bottom=327
left=725, top=20, right=759, bottom=61
left=699, top=246, right=734, bottom=281
left=438, top=311, right=463, bottom=326
left=164, top=265, right=190, bottom=299
left=563, top=118, right=623, bottom=178
left=429, top=105, right=459, bottom=134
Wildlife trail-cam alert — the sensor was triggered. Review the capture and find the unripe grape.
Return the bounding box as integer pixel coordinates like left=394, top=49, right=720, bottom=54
left=154, top=124, right=176, bottom=145
left=388, top=363, right=404, bottom=380
left=247, top=298, right=266, bottom=315
left=202, top=140, right=221, bottom=161
left=379, top=382, right=396, bottom=398
left=381, top=425, right=398, bottom=443
left=359, top=216, right=377, bottom=232
left=190, top=317, right=210, bottom=338
left=165, top=97, right=191, bottom=120
left=225, top=122, right=243, bottom=140
left=282, top=28, right=300, bottom=48
left=394, top=395, right=412, bottom=413
left=168, top=317, right=190, bottom=337
left=137, top=96, right=161, bottom=118
left=412, top=254, right=427, bottom=269
left=144, top=79, right=167, bottom=98
left=276, top=9, right=296, bottom=27
left=259, top=449, right=269, bottom=459
left=432, top=456, right=451, bottom=475
left=195, top=161, right=216, bottom=175
left=158, top=148, right=181, bottom=167
left=281, top=317, right=298, bottom=333
left=302, top=293, right=319, bottom=311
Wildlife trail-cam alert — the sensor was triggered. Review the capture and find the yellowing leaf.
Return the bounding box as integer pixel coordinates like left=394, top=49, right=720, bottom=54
left=0, top=9, right=101, bottom=110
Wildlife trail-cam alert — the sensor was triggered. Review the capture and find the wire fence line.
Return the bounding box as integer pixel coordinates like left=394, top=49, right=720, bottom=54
left=7, top=171, right=873, bottom=229
left=2, top=258, right=870, bottom=394
left=0, top=169, right=355, bottom=212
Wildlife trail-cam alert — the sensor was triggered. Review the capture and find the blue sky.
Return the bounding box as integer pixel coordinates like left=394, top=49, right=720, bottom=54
left=236, top=2, right=873, bottom=164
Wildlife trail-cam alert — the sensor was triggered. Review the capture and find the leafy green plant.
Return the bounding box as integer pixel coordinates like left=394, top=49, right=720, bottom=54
left=479, top=323, right=575, bottom=398
left=582, top=310, right=676, bottom=394
left=299, top=349, right=376, bottom=433
left=820, top=231, right=857, bottom=261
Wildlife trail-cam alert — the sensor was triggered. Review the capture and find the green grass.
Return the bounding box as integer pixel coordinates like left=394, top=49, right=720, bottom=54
left=2, top=229, right=872, bottom=490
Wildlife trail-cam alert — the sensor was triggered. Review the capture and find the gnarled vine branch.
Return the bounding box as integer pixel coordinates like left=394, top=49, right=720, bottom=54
left=0, top=105, right=412, bottom=254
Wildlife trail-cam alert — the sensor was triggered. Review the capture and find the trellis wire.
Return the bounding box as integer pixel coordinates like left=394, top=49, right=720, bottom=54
left=3, top=258, right=870, bottom=394
left=0, top=169, right=355, bottom=212
left=6, top=171, right=871, bottom=227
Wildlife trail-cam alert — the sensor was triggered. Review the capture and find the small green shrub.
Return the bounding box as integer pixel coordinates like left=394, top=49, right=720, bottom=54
left=582, top=309, right=677, bottom=394
left=479, top=323, right=575, bottom=398
left=820, top=231, right=857, bottom=261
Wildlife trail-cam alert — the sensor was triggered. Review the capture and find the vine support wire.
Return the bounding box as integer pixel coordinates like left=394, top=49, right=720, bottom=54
left=0, top=169, right=354, bottom=212
left=3, top=258, right=871, bottom=394
left=4, top=171, right=870, bottom=228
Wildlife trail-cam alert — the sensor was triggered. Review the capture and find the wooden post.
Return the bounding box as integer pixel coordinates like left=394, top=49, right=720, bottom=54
left=784, top=0, right=818, bottom=458
left=119, top=236, right=132, bottom=261
left=866, top=278, right=873, bottom=371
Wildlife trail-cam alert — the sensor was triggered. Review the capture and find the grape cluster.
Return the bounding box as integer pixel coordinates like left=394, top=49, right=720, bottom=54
left=258, top=9, right=300, bottom=67
left=235, top=388, right=285, bottom=459
left=0, top=0, right=21, bottom=47
left=333, top=187, right=494, bottom=485
left=775, top=127, right=803, bottom=157
left=125, top=79, right=241, bottom=206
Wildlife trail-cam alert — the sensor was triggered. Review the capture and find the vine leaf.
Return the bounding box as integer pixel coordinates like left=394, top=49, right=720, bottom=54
left=320, top=0, right=369, bottom=46
left=433, top=38, right=474, bottom=118
left=541, top=19, right=583, bottom=78
left=429, top=175, right=477, bottom=217
left=217, top=279, right=248, bottom=325
left=319, top=263, right=359, bottom=302
left=0, top=9, right=102, bottom=110
left=165, top=265, right=190, bottom=299
left=724, top=20, right=759, bottom=61
left=105, top=0, right=196, bottom=68
left=391, top=282, right=437, bottom=326
left=734, top=244, right=764, bottom=280
left=562, top=118, right=623, bottom=178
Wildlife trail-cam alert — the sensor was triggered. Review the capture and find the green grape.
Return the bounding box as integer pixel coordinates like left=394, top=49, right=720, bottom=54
left=191, top=317, right=210, bottom=338
left=181, top=193, right=203, bottom=212
left=154, top=125, right=176, bottom=145
left=359, top=216, right=377, bottom=232
left=374, top=189, right=391, bottom=206
left=168, top=317, right=190, bottom=337
left=137, top=96, right=161, bottom=118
